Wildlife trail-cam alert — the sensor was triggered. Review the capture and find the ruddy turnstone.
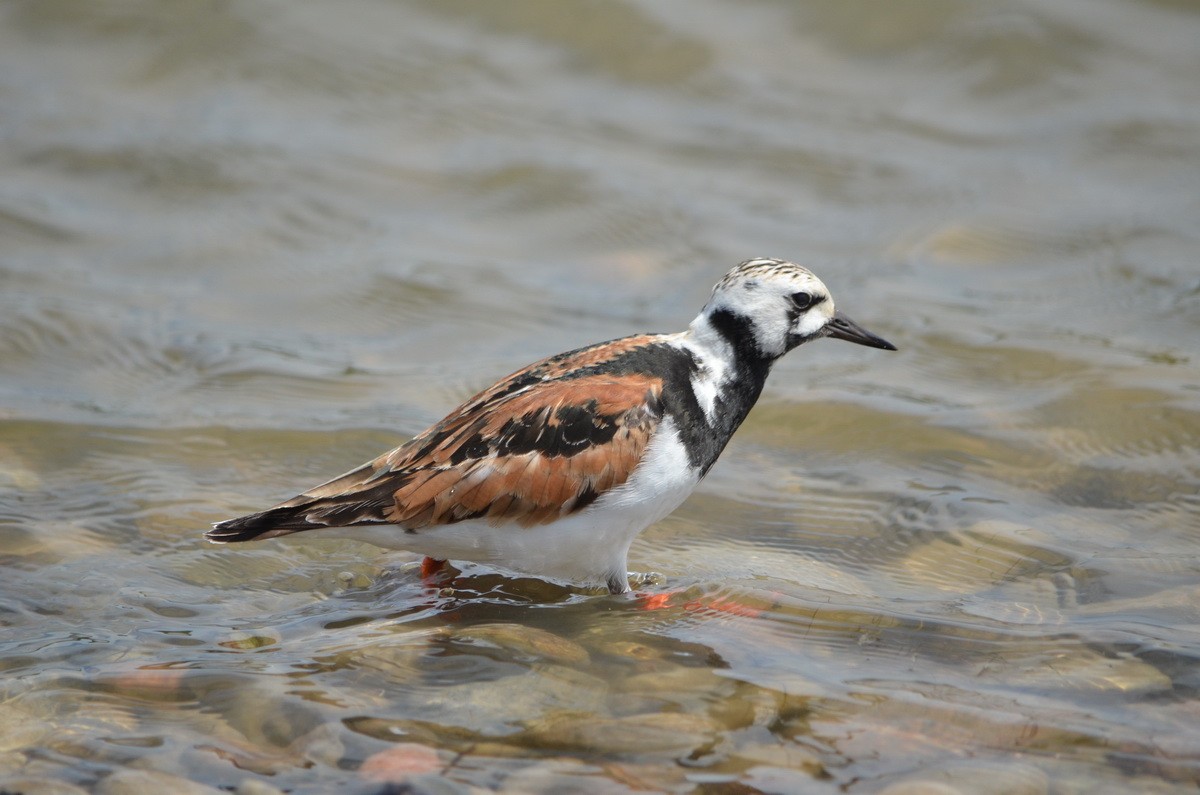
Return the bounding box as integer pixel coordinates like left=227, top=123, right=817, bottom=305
left=207, top=258, right=896, bottom=593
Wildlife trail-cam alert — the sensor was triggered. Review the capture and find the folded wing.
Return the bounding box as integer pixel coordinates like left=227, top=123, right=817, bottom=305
left=206, top=369, right=664, bottom=543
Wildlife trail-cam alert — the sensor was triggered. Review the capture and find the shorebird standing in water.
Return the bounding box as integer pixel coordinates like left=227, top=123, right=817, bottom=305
left=208, top=258, right=896, bottom=593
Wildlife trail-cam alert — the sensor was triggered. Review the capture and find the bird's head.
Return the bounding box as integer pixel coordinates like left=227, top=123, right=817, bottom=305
left=697, top=257, right=897, bottom=360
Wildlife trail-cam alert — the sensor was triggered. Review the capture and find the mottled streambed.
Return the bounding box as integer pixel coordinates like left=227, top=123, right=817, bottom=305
left=2, top=1, right=1199, bottom=793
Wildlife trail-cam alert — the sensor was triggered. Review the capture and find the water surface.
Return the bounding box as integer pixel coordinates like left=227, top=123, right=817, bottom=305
left=2, top=1, right=1199, bottom=793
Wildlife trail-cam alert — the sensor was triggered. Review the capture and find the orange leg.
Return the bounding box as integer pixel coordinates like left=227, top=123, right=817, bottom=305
left=637, top=590, right=772, bottom=617
left=636, top=591, right=677, bottom=611
left=420, top=556, right=448, bottom=580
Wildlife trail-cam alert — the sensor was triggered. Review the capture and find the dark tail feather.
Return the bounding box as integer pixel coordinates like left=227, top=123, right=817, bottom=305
left=207, top=485, right=396, bottom=543
left=206, top=504, right=326, bottom=543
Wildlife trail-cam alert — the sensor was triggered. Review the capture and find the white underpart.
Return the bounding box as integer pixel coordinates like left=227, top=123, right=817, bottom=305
left=332, top=418, right=700, bottom=591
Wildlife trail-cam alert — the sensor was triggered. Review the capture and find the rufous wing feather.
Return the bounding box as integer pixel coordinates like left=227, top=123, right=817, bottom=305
left=207, top=366, right=664, bottom=543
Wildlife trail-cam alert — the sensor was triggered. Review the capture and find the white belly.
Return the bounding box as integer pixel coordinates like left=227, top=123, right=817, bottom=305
left=334, top=418, right=701, bottom=590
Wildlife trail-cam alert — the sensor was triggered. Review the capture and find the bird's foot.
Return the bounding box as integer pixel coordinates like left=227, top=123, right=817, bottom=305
left=626, top=571, right=673, bottom=610
left=627, top=570, right=665, bottom=589
left=606, top=570, right=665, bottom=597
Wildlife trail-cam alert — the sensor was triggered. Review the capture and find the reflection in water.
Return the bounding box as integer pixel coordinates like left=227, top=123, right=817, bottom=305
left=2, top=0, right=1199, bottom=792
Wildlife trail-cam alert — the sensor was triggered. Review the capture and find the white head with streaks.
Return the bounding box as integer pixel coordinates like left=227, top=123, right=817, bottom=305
left=694, top=257, right=896, bottom=360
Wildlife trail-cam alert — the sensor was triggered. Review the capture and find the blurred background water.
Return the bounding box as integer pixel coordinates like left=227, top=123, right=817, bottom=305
left=1, top=1, right=1198, bottom=793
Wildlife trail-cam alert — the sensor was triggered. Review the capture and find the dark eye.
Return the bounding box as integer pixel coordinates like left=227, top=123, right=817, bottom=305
left=790, top=292, right=814, bottom=310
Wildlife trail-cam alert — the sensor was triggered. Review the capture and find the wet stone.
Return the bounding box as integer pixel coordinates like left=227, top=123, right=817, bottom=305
left=0, top=777, right=90, bottom=795
left=877, top=782, right=963, bottom=795
left=359, top=742, right=443, bottom=782
left=522, top=711, right=722, bottom=756
left=982, top=649, right=1171, bottom=694
left=894, top=520, right=1063, bottom=595
left=617, top=664, right=727, bottom=695
left=0, top=704, right=54, bottom=754
left=217, top=630, right=282, bottom=651
left=288, top=721, right=346, bottom=768
left=349, top=627, right=452, bottom=680
left=602, top=760, right=692, bottom=793
left=344, top=717, right=444, bottom=746
left=877, top=760, right=1049, bottom=795
left=235, top=780, right=288, bottom=795
left=596, top=639, right=670, bottom=663
left=613, top=665, right=731, bottom=715
left=0, top=449, right=41, bottom=490
left=95, top=768, right=225, bottom=795
left=221, top=683, right=326, bottom=748
left=1079, top=583, right=1200, bottom=617
left=727, top=742, right=825, bottom=777
left=739, top=764, right=833, bottom=793
left=402, top=663, right=609, bottom=731
left=394, top=774, right=480, bottom=795
left=0, top=751, right=26, bottom=775
left=498, top=757, right=630, bottom=794
left=450, top=622, right=590, bottom=665
left=706, top=685, right=784, bottom=732
left=959, top=575, right=1071, bottom=626
left=105, top=667, right=192, bottom=702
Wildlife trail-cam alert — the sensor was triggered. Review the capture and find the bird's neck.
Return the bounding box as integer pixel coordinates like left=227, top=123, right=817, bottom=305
left=679, top=308, right=776, bottom=450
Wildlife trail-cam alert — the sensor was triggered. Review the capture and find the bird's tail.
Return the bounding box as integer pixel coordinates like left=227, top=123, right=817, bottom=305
left=207, top=478, right=397, bottom=543
left=205, top=503, right=326, bottom=543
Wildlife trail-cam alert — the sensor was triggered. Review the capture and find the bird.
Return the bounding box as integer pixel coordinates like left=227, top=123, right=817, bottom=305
left=207, top=258, right=896, bottom=594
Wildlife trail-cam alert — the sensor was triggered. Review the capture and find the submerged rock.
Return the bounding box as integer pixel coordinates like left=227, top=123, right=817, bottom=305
left=95, top=769, right=224, bottom=795
left=876, top=760, right=1049, bottom=795
left=359, top=742, right=443, bottom=782
left=450, top=622, right=590, bottom=666
left=521, top=711, right=722, bottom=756
left=0, top=777, right=90, bottom=795
left=976, top=648, right=1171, bottom=694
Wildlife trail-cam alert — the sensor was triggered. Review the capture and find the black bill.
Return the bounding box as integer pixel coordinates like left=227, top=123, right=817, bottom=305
left=824, top=310, right=897, bottom=351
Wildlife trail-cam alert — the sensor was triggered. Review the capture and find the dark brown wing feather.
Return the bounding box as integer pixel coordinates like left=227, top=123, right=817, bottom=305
left=207, top=337, right=665, bottom=543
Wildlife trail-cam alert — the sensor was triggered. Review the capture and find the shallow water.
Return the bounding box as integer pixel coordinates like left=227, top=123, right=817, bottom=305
left=2, top=1, right=1199, bottom=793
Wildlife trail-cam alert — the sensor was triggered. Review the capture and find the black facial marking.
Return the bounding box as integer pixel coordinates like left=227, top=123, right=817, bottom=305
left=707, top=309, right=775, bottom=372
left=784, top=293, right=827, bottom=340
